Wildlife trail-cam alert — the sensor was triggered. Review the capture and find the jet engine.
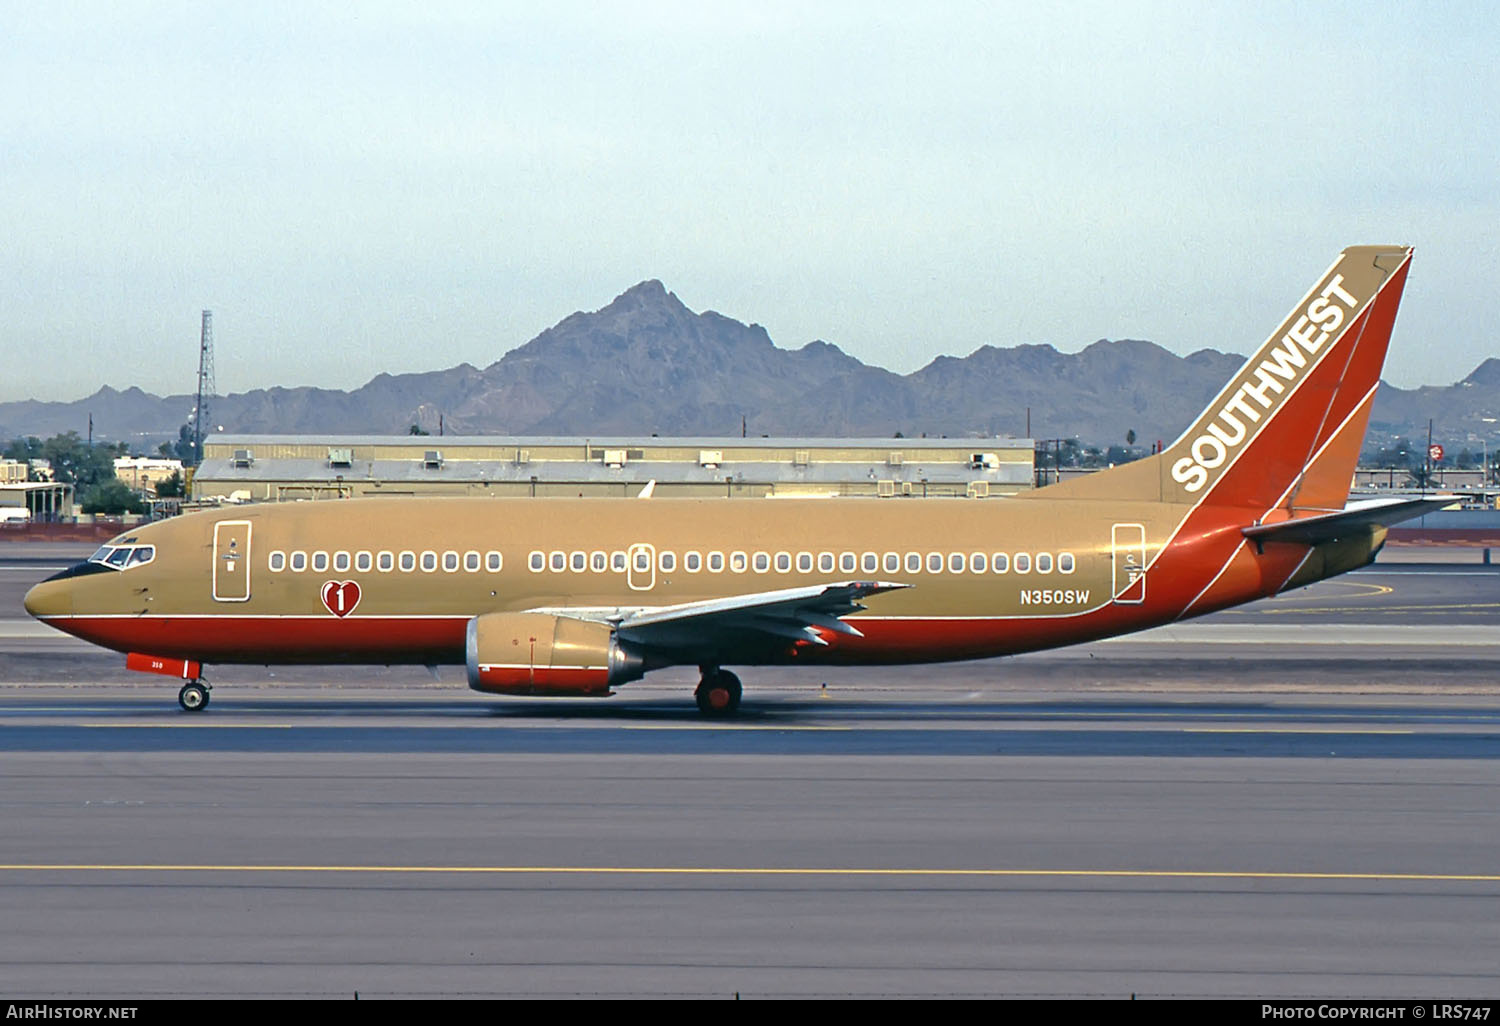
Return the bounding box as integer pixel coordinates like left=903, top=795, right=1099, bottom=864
left=465, top=611, right=645, bottom=696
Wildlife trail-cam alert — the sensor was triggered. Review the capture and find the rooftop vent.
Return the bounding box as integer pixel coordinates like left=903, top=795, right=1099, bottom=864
left=423, top=450, right=444, bottom=469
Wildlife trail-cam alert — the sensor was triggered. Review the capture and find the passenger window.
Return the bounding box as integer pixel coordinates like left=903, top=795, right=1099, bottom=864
left=1014, top=553, right=1032, bottom=573
left=708, top=552, right=724, bottom=572
left=378, top=551, right=395, bottom=572
left=992, top=552, right=1008, bottom=573
left=730, top=551, right=747, bottom=573
left=862, top=553, right=878, bottom=573
left=312, top=552, right=329, bottom=572
left=611, top=551, right=627, bottom=572
left=334, top=551, right=351, bottom=572
left=291, top=551, right=307, bottom=572
left=464, top=551, right=481, bottom=572
left=752, top=552, right=769, bottom=572
left=269, top=551, right=286, bottom=572
left=927, top=553, right=944, bottom=573
left=775, top=552, right=791, bottom=573
left=551, top=551, right=566, bottom=572
left=571, top=551, right=586, bottom=572
left=685, top=551, right=702, bottom=572
left=884, top=552, right=900, bottom=573
left=661, top=551, right=677, bottom=572
left=635, top=550, right=651, bottom=572
left=421, top=551, right=438, bottom=572
left=529, top=551, right=545, bottom=572
left=796, top=552, right=813, bottom=573
left=444, top=551, right=461, bottom=572
left=818, top=553, right=835, bottom=573
left=399, top=551, right=416, bottom=572
left=1036, top=553, right=1053, bottom=573
left=971, top=552, right=987, bottom=573
left=949, top=553, right=965, bottom=573
left=591, top=551, right=607, bottom=572
left=906, top=553, right=921, bottom=573
left=1059, top=552, right=1075, bottom=574
left=487, top=551, right=504, bottom=572
left=356, top=551, right=373, bottom=572
left=839, top=552, right=856, bottom=573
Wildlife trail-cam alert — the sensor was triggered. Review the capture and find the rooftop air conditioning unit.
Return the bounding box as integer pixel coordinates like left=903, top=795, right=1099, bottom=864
left=515, top=449, right=530, bottom=465
left=232, top=449, right=254, bottom=468
left=887, top=451, right=904, bottom=466
left=699, top=449, right=722, bottom=468
left=603, top=449, right=627, bottom=468
left=423, top=450, right=443, bottom=468
left=970, top=452, right=999, bottom=470
left=328, top=448, right=353, bottom=468
left=793, top=450, right=810, bottom=467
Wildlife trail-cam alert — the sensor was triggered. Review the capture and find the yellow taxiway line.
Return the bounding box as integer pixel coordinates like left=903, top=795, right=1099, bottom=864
left=0, top=865, right=1495, bottom=883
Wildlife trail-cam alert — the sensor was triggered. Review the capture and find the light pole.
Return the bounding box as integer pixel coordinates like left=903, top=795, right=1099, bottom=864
left=1482, top=418, right=1498, bottom=489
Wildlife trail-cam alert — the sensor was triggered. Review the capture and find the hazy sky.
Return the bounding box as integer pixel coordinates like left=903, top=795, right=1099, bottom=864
left=4, top=1, right=1496, bottom=403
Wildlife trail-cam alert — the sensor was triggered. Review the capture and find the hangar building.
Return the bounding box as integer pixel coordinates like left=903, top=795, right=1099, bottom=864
left=193, top=435, right=1035, bottom=503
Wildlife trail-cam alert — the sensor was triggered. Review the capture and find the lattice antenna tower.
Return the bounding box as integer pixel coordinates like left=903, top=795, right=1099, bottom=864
left=193, top=310, right=215, bottom=464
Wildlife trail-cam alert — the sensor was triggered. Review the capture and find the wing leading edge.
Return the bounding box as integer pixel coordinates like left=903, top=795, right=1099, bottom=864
left=530, top=580, right=910, bottom=653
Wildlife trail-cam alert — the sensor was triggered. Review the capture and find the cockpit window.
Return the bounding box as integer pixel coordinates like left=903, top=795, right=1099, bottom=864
left=88, top=545, right=156, bottom=571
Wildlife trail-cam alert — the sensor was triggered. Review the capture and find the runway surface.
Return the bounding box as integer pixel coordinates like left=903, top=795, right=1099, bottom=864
left=3, top=548, right=1500, bottom=997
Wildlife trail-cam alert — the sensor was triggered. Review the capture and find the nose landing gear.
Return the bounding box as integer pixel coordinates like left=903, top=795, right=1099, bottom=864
left=695, top=667, right=742, bottom=717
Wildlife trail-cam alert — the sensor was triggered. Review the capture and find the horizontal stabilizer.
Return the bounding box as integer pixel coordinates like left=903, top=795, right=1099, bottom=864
left=1242, top=496, right=1461, bottom=547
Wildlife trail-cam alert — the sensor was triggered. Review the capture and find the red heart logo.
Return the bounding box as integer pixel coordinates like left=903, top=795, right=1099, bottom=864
left=320, top=580, right=361, bottom=617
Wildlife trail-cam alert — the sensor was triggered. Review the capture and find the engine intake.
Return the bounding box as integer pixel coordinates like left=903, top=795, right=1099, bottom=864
left=466, top=612, right=644, bottom=696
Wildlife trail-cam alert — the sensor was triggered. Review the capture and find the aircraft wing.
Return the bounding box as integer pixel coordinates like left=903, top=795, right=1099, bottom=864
left=1242, top=495, right=1461, bottom=547
left=612, top=580, right=910, bottom=649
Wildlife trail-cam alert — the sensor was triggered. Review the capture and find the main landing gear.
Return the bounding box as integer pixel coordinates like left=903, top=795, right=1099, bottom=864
left=178, top=680, right=211, bottom=713
left=695, top=667, right=742, bottom=717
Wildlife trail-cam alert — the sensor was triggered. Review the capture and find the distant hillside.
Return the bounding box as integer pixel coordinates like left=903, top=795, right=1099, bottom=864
left=0, top=280, right=1491, bottom=451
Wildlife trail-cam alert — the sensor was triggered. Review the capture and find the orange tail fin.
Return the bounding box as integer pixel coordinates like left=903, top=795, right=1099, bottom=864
left=1029, top=245, right=1412, bottom=510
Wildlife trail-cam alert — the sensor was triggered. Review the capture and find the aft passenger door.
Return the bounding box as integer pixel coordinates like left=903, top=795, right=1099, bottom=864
left=212, top=520, right=252, bottom=602
left=1111, top=523, right=1146, bottom=604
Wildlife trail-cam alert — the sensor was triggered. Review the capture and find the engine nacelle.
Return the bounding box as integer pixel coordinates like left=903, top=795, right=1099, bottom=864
left=466, top=612, right=645, bottom=696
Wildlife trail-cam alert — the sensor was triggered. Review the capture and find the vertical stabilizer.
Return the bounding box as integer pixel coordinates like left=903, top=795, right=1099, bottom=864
left=1026, top=245, right=1412, bottom=509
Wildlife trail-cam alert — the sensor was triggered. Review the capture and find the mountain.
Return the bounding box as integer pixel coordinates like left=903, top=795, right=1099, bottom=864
left=0, top=281, right=1492, bottom=451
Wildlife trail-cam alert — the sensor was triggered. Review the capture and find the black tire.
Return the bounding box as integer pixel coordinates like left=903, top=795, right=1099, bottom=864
left=178, top=682, right=210, bottom=713
left=694, top=670, right=742, bottom=717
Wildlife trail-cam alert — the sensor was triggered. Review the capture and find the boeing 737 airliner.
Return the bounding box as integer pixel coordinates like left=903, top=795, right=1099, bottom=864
left=25, top=245, right=1445, bottom=715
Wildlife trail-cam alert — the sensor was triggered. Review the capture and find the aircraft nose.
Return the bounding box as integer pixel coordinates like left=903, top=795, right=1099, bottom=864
left=23, top=579, right=73, bottom=619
